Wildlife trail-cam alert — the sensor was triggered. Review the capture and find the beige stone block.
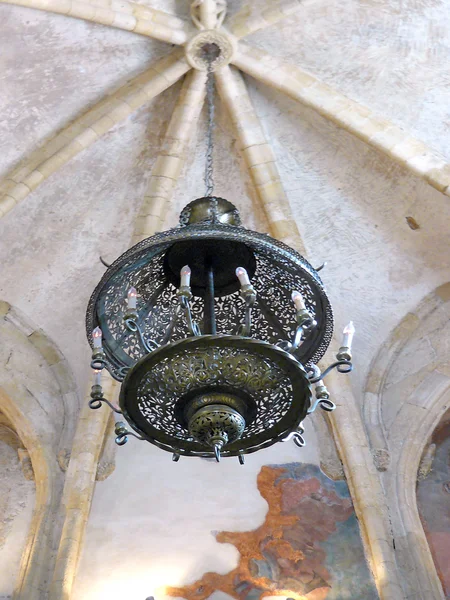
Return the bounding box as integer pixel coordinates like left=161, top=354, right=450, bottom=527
left=35, top=156, right=63, bottom=179
left=151, top=9, right=187, bottom=29
left=370, top=126, right=408, bottom=152
left=139, top=194, right=168, bottom=219
left=152, top=155, right=182, bottom=180
left=256, top=180, right=285, bottom=201
left=8, top=182, right=30, bottom=202
left=356, top=117, right=393, bottom=140
left=24, top=170, right=45, bottom=190
left=112, top=11, right=136, bottom=30
left=28, top=330, right=59, bottom=364
left=110, top=0, right=133, bottom=15
left=133, top=20, right=159, bottom=36
left=69, top=1, right=95, bottom=19
left=270, top=219, right=301, bottom=243
left=333, top=108, right=372, bottom=136
left=261, top=7, right=284, bottom=23
left=305, top=87, right=353, bottom=118
left=249, top=162, right=280, bottom=186
left=436, top=282, right=450, bottom=301
left=5, top=307, right=36, bottom=336
left=93, top=6, right=115, bottom=25
left=91, top=0, right=110, bottom=7
left=145, top=176, right=174, bottom=197
left=406, top=152, right=446, bottom=176
left=136, top=215, right=160, bottom=238
left=44, top=0, right=71, bottom=14
left=90, top=115, right=115, bottom=136
left=346, top=101, right=372, bottom=119
left=124, top=88, right=151, bottom=110
left=0, top=300, right=10, bottom=318
left=243, top=143, right=274, bottom=167
left=140, top=74, right=172, bottom=99
left=5, top=164, right=33, bottom=184
left=425, top=163, right=450, bottom=192
left=390, top=137, right=429, bottom=163
left=108, top=102, right=132, bottom=124
left=239, top=127, right=267, bottom=150
left=61, top=121, right=87, bottom=138
left=34, top=156, right=60, bottom=180
left=289, top=68, right=316, bottom=89
left=153, top=52, right=184, bottom=74
left=231, top=23, right=254, bottom=38
left=74, top=128, right=98, bottom=148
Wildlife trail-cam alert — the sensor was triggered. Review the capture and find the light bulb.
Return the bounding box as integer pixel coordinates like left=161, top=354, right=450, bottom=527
left=127, top=287, right=138, bottom=310
left=342, top=321, right=355, bottom=349
left=92, top=326, right=103, bottom=348
left=236, top=267, right=250, bottom=286
left=291, top=290, right=306, bottom=311
left=180, top=265, right=191, bottom=288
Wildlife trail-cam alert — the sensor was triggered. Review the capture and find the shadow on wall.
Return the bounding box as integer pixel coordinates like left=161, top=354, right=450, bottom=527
left=417, top=408, right=450, bottom=597
left=165, top=463, right=378, bottom=600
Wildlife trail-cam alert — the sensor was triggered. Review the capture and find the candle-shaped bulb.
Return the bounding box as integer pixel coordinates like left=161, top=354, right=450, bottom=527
left=291, top=290, right=306, bottom=311
left=236, top=267, right=250, bottom=286
left=92, top=326, right=103, bottom=348
left=93, top=369, right=102, bottom=386
left=342, top=321, right=355, bottom=349
left=180, top=265, right=191, bottom=288
left=127, top=287, right=137, bottom=310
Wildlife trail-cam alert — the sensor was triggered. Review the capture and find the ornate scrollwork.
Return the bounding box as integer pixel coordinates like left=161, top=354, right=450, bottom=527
left=86, top=219, right=333, bottom=381
left=119, top=336, right=311, bottom=458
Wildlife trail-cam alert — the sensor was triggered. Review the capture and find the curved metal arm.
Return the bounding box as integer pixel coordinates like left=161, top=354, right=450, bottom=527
left=179, top=295, right=201, bottom=336
left=291, top=325, right=304, bottom=351
left=89, top=397, right=123, bottom=414
left=307, top=397, right=336, bottom=414
left=90, top=384, right=123, bottom=414
left=124, top=317, right=158, bottom=353
left=308, top=360, right=353, bottom=384
left=114, top=421, right=144, bottom=446
left=281, top=424, right=306, bottom=447
left=238, top=286, right=256, bottom=337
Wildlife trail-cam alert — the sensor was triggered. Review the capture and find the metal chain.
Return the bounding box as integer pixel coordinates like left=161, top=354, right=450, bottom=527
left=204, top=57, right=218, bottom=221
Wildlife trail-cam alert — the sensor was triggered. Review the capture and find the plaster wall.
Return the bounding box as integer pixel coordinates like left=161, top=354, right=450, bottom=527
left=0, top=423, right=35, bottom=598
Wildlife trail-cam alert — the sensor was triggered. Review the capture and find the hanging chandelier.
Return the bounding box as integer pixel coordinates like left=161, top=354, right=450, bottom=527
left=85, top=46, right=355, bottom=463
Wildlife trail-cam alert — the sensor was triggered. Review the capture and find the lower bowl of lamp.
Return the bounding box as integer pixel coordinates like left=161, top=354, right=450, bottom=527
left=119, top=335, right=312, bottom=459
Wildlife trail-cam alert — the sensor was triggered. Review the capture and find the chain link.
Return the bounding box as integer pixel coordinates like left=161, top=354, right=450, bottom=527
left=204, top=56, right=218, bottom=221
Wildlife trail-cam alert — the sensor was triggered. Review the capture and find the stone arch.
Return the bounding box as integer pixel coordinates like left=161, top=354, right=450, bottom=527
left=363, top=283, right=450, bottom=599
left=417, top=407, right=450, bottom=596
left=0, top=300, right=78, bottom=599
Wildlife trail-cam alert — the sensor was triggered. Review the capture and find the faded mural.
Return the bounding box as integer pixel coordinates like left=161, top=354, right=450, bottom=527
left=417, top=408, right=450, bottom=598
left=167, top=463, right=378, bottom=600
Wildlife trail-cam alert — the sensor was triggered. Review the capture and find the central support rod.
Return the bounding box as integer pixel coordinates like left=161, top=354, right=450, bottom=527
left=204, top=263, right=217, bottom=334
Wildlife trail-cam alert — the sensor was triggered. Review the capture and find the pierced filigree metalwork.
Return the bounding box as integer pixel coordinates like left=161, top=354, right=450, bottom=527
left=86, top=201, right=333, bottom=381
left=86, top=197, right=352, bottom=461
left=119, top=335, right=311, bottom=458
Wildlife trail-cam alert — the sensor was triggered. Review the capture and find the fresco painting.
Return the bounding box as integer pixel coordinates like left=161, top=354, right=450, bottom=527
left=166, top=463, right=378, bottom=600
left=417, top=408, right=450, bottom=598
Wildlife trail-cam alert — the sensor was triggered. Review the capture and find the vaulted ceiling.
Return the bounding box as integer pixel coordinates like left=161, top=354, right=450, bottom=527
left=0, top=0, right=449, bottom=400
